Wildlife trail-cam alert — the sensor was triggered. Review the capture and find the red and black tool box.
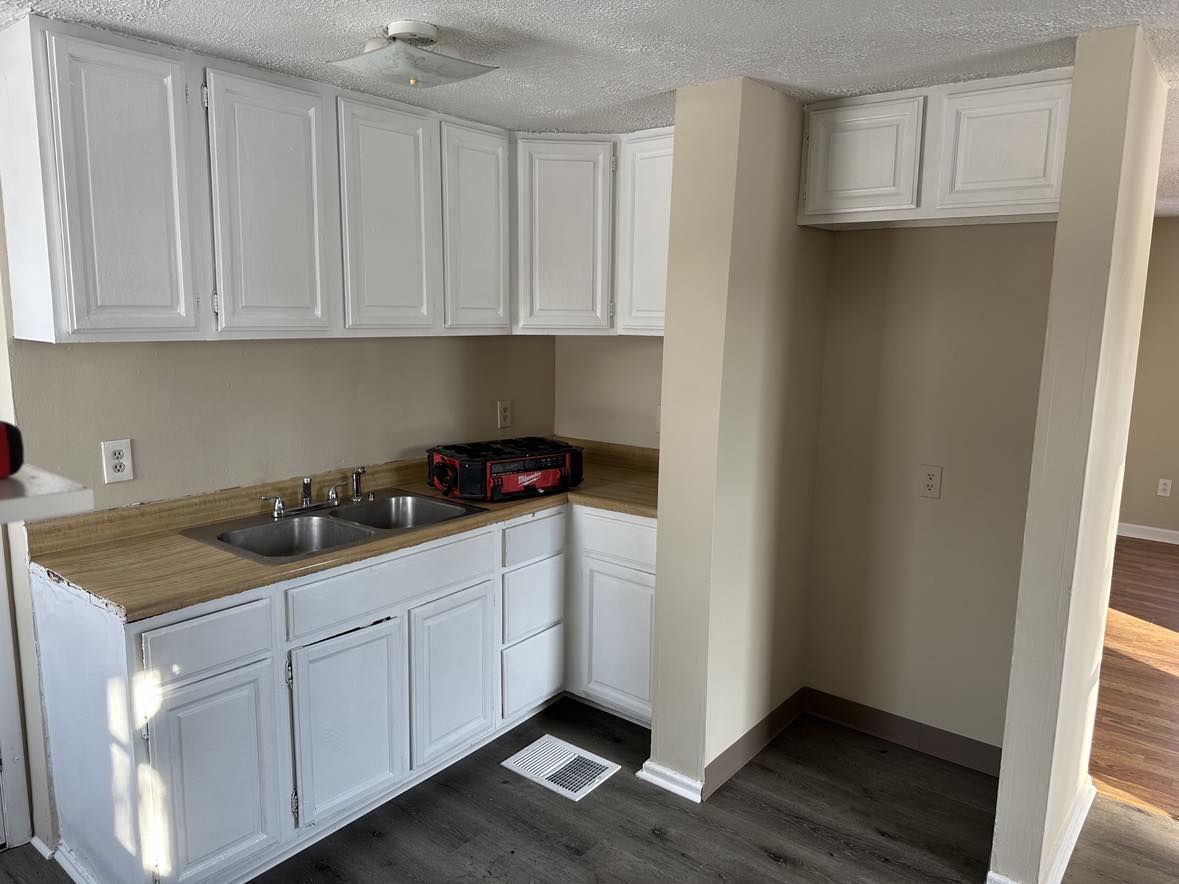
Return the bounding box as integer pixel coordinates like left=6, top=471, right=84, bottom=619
left=427, top=437, right=583, bottom=502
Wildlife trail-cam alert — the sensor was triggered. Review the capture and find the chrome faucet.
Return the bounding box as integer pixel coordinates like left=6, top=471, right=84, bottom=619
left=351, top=466, right=367, bottom=503
left=261, top=494, right=285, bottom=519
left=326, top=482, right=345, bottom=505
left=301, top=476, right=314, bottom=508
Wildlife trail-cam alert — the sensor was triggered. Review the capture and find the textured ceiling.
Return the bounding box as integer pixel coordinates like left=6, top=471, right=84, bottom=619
left=3, top=0, right=1179, bottom=207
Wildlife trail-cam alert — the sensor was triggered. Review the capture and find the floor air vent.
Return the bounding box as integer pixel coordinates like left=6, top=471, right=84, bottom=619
left=502, top=735, right=620, bottom=801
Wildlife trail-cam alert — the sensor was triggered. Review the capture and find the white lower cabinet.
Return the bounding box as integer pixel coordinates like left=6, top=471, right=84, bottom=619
left=32, top=506, right=656, bottom=884
left=150, top=660, right=281, bottom=883
left=580, top=556, right=655, bottom=721
left=290, top=618, right=408, bottom=826
left=410, top=581, right=497, bottom=768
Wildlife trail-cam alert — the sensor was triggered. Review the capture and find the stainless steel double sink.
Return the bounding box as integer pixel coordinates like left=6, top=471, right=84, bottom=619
left=184, top=490, right=485, bottom=565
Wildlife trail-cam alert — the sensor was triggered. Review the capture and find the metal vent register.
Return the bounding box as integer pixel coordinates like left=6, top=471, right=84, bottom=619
left=502, top=735, right=620, bottom=800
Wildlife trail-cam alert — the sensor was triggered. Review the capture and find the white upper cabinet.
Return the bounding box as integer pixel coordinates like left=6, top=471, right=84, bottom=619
left=803, top=96, right=924, bottom=217
left=339, top=98, right=443, bottom=332
left=0, top=20, right=207, bottom=342
left=615, top=128, right=673, bottom=336
left=935, top=79, right=1070, bottom=210
left=207, top=70, right=340, bottom=334
left=442, top=123, right=510, bottom=332
left=799, top=68, right=1072, bottom=226
left=516, top=138, right=614, bottom=332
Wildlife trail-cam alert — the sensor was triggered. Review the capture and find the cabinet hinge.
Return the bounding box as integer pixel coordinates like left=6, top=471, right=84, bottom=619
left=151, top=866, right=161, bottom=884
left=200, top=83, right=209, bottom=109
left=140, top=721, right=150, bottom=743
left=211, top=289, right=220, bottom=318
left=609, top=300, right=615, bottom=322
left=290, top=787, right=299, bottom=822
left=610, top=151, right=617, bottom=172
left=285, top=659, right=294, bottom=689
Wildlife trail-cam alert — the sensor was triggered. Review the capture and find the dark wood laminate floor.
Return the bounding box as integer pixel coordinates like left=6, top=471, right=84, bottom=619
left=1090, top=537, right=1179, bottom=819
left=2, top=698, right=1176, bottom=883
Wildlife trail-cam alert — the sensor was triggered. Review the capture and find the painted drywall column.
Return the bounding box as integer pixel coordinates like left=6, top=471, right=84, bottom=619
left=989, top=26, right=1166, bottom=884
left=644, top=77, right=831, bottom=797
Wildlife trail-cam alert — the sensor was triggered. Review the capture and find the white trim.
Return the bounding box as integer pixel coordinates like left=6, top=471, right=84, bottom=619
left=1117, top=522, right=1179, bottom=545
left=29, top=835, right=53, bottom=859
left=635, top=759, right=703, bottom=803
left=53, top=842, right=102, bottom=884
left=1044, top=779, right=1096, bottom=884
left=0, top=529, right=32, bottom=848
left=985, top=874, right=1020, bottom=884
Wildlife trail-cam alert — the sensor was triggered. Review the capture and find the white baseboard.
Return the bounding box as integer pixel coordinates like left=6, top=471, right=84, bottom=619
left=635, top=759, right=703, bottom=803
left=1117, top=522, right=1179, bottom=545
left=1044, top=779, right=1096, bottom=884
left=29, top=835, right=54, bottom=860
left=53, top=842, right=101, bottom=884
left=986, top=874, right=1020, bottom=884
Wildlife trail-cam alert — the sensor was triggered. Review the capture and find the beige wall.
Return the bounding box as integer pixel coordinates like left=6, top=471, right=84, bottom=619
left=807, top=222, right=1054, bottom=748
left=650, top=77, right=831, bottom=786
left=991, top=26, right=1166, bottom=884
left=1120, top=217, right=1179, bottom=531
left=10, top=336, right=555, bottom=510
left=554, top=336, right=662, bottom=448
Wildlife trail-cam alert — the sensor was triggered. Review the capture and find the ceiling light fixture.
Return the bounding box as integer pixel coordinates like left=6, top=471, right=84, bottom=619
left=332, top=20, right=497, bottom=88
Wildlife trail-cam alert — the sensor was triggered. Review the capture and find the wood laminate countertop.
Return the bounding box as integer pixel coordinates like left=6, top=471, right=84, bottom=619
left=31, top=457, right=657, bottom=623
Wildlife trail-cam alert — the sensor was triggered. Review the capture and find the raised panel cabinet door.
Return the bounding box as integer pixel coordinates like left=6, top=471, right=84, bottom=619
left=581, top=555, right=654, bottom=721
left=803, top=96, right=924, bottom=216
left=936, top=79, right=1070, bottom=209
left=442, top=123, right=510, bottom=330
left=339, top=98, right=442, bottom=330
left=46, top=34, right=198, bottom=336
left=516, top=139, right=613, bottom=330
left=150, top=660, right=280, bottom=883
left=615, top=129, right=673, bottom=335
left=410, top=581, right=495, bottom=768
left=291, top=618, right=408, bottom=826
left=207, top=70, right=336, bottom=333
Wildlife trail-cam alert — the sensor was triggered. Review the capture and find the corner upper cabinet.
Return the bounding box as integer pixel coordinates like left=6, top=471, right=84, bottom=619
left=615, top=128, right=673, bottom=336
left=207, top=70, right=341, bottom=335
left=0, top=22, right=205, bottom=341
left=801, top=95, right=924, bottom=218
left=339, top=98, right=443, bottom=333
left=442, top=123, right=510, bottom=332
left=516, top=138, right=614, bottom=332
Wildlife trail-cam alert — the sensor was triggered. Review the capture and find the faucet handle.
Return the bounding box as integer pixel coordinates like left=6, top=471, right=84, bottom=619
left=325, top=483, right=345, bottom=504
left=261, top=494, right=285, bottom=518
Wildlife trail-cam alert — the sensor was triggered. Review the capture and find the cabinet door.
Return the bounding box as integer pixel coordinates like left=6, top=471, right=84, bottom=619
left=936, top=80, right=1070, bottom=209
left=150, top=661, right=280, bottom=883
left=410, top=581, right=495, bottom=768
left=207, top=70, right=337, bottom=333
left=516, top=139, right=613, bottom=331
left=502, top=623, right=564, bottom=719
left=615, top=130, right=673, bottom=335
left=339, top=98, right=442, bottom=331
left=580, top=555, right=654, bottom=721
left=802, top=96, right=924, bottom=216
left=442, top=123, right=510, bottom=331
left=291, top=618, right=407, bottom=826
left=46, top=34, right=198, bottom=336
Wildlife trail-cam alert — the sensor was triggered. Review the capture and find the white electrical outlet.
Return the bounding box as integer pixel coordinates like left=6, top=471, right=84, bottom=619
left=920, top=464, right=942, bottom=499
left=1159, top=478, right=1173, bottom=498
left=101, top=438, right=134, bottom=483
left=497, top=400, right=513, bottom=430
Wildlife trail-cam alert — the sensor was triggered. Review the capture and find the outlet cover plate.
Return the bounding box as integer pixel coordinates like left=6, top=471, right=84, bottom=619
left=101, top=438, right=134, bottom=483
left=920, top=464, right=942, bottom=499
left=497, top=400, right=513, bottom=430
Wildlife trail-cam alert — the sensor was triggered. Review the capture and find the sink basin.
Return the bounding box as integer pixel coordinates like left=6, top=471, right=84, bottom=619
left=216, top=515, right=373, bottom=562
left=331, top=494, right=478, bottom=531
